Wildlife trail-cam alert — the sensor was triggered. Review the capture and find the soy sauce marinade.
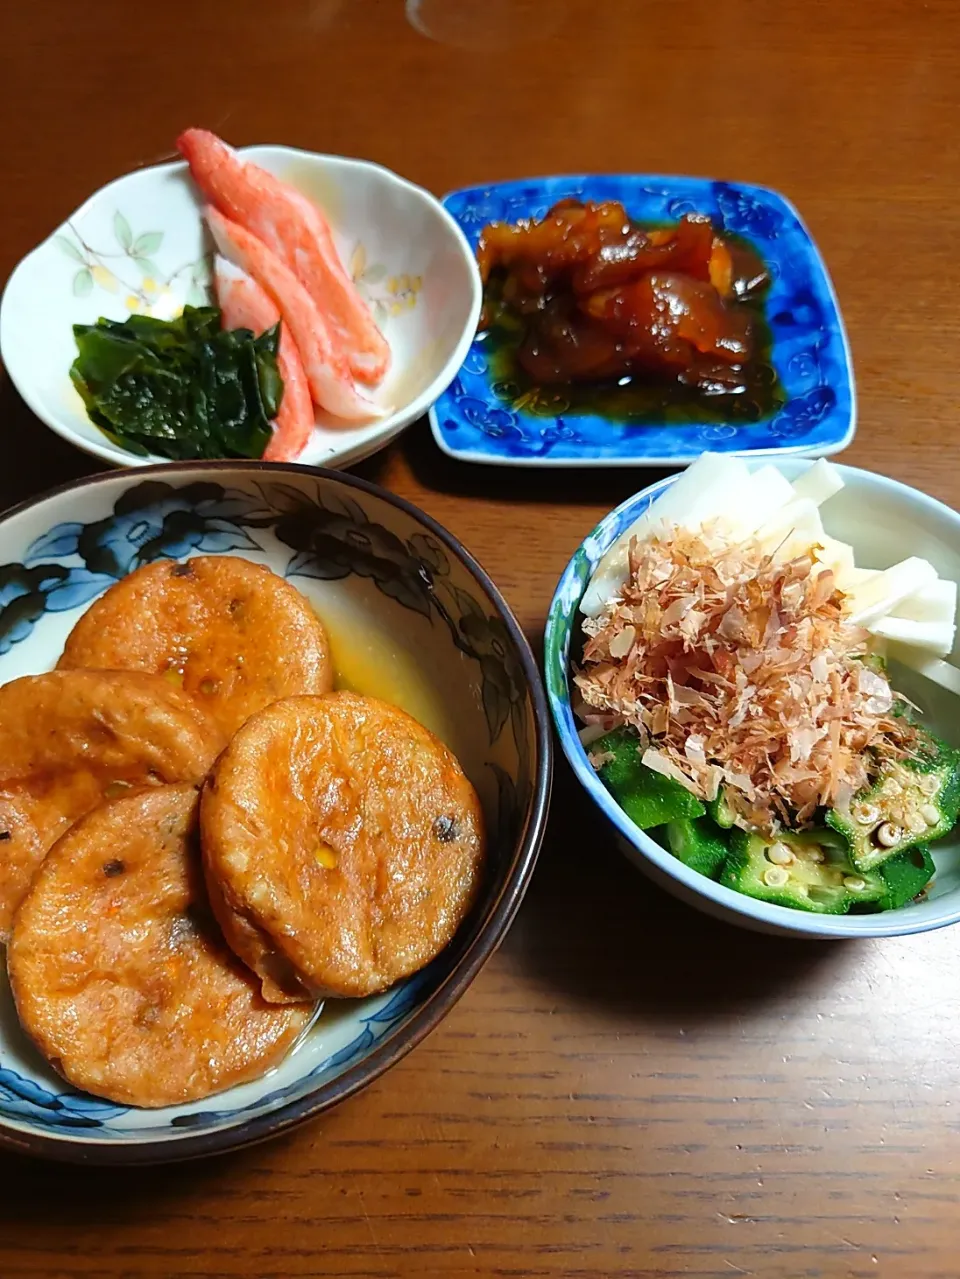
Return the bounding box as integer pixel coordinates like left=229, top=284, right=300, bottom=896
left=477, top=201, right=787, bottom=428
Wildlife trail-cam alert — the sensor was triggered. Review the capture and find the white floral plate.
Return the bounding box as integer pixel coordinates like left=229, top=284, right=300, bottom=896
left=0, top=462, right=550, bottom=1163
left=0, top=147, right=481, bottom=470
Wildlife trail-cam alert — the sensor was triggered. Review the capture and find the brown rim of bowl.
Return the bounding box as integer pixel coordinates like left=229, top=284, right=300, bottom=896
left=0, top=459, right=553, bottom=1166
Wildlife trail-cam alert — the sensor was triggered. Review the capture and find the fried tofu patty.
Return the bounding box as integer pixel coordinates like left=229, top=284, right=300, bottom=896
left=201, top=692, right=486, bottom=1001
left=58, top=555, right=333, bottom=737
left=0, top=670, right=225, bottom=939
left=8, top=785, right=312, bottom=1108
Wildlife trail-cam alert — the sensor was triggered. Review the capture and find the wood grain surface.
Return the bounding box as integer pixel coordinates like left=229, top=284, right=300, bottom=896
left=2, top=1, right=960, bottom=1275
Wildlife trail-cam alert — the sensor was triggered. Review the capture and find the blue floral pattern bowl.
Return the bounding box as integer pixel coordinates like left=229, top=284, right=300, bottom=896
left=0, top=462, right=551, bottom=1163
left=429, top=175, right=855, bottom=467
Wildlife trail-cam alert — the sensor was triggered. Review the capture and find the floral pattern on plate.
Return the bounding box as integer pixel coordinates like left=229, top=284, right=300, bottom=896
left=57, top=213, right=211, bottom=314
left=0, top=145, right=481, bottom=472
left=349, top=243, right=422, bottom=323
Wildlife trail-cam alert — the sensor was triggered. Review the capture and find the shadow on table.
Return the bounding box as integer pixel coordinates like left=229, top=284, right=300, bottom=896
left=0, top=1151, right=270, bottom=1238
left=0, top=374, right=96, bottom=511
left=0, top=383, right=660, bottom=525
left=0, top=1121, right=309, bottom=1228
left=356, top=415, right=671, bottom=511
left=504, top=752, right=851, bottom=1021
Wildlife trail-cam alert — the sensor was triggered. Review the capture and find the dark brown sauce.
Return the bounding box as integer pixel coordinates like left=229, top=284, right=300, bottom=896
left=481, top=223, right=787, bottom=428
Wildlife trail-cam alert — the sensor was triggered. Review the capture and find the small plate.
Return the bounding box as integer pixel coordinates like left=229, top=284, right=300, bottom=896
left=0, top=147, right=481, bottom=470
left=429, top=175, right=855, bottom=467
left=0, top=462, right=550, bottom=1163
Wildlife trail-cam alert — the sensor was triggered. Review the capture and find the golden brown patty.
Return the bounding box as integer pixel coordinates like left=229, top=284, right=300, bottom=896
left=0, top=670, right=225, bottom=939
left=201, top=691, right=486, bottom=1001
left=58, top=555, right=333, bottom=737
left=8, top=785, right=312, bottom=1108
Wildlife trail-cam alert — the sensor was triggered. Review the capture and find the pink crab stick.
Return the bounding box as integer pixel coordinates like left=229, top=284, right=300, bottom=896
left=205, top=206, right=383, bottom=424
left=178, top=128, right=391, bottom=386
left=214, top=256, right=315, bottom=463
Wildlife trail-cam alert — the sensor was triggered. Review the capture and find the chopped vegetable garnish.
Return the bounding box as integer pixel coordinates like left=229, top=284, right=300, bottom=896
left=591, top=727, right=705, bottom=829
left=575, top=453, right=960, bottom=915
left=826, top=733, right=960, bottom=871
left=876, top=845, right=936, bottom=910
left=662, top=818, right=730, bottom=879
left=720, top=828, right=885, bottom=914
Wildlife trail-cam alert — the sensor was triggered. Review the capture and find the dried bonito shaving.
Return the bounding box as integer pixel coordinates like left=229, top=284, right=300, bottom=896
left=575, top=521, right=918, bottom=835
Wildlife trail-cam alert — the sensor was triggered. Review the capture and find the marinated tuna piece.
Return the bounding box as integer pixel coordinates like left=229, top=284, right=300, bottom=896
left=478, top=200, right=776, bottom=408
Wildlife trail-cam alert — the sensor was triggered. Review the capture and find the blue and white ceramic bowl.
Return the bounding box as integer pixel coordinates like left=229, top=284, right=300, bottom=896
left=0, top=462, right=551, bottom=1163
left=545, top=459, right=960, bottom=939
left=430, top=175, right=855, bottom=467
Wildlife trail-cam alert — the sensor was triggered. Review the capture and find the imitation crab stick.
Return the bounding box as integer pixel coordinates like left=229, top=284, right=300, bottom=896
left=214, top=256, right=315, bottom=462
left=206, top=206, right=383, bottom=423
left=178, top=128, right=390, bottom=386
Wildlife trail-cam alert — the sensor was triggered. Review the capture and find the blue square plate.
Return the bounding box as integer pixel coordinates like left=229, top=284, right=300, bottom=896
left=428, top=175, right=855, bottom=467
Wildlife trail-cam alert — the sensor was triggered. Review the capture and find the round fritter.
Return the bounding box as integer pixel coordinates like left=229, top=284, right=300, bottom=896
left=8, top=785, right=312, bottom=1108
left=58, top=555, right=333, bottom=737
left=0, top=670, right=225, bottom=940
left=201, top=692, right=486, bottom=1002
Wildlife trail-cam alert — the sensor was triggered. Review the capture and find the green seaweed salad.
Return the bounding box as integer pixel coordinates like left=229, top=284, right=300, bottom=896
left=70, top=307, right=283, bottom=460
left=591, top=713, right=960, bottom=914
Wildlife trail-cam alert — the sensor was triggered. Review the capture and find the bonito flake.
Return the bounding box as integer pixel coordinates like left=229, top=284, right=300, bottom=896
left=575, top=522, right=916, bottom=834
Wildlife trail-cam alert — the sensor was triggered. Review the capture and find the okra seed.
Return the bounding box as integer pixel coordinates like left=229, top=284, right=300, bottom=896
left=807, top=847, right=825, bottom=863
left=843, top=876, right=867, bottom=892
left=919, top=774, right=940, bottom=796
left=920, top=803, right=941, bottom=826
left=852, top=803, right=880, bottom=826
left=766, top=843, right=795, bottom=866
left=877, top=822, right=901, bottom=847
left=763, top=866, right=790, bottom=888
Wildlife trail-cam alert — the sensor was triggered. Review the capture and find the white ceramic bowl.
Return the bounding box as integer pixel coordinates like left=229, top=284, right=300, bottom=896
left=545, top=458, right=960, bottom=939
left=0, top=146, right=481, bottom=470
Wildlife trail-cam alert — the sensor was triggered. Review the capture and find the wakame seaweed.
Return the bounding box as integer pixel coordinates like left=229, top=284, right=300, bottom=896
left=70, top=307, right=283, bottom=460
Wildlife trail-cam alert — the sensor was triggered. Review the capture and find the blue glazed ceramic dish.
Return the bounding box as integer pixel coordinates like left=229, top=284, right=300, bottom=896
left=429, top=175, right=855, bottom=467
left=0, top=462, right=551, bottom=1164
left=544, top=460, right=960, bottom=939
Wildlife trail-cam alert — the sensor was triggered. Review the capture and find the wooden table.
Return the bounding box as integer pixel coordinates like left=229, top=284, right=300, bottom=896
left=2, top=1, right=959, bottom=1274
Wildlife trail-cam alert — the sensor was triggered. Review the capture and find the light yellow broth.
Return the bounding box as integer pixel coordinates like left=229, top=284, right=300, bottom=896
left=317, top=601, right=457, bottom=748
